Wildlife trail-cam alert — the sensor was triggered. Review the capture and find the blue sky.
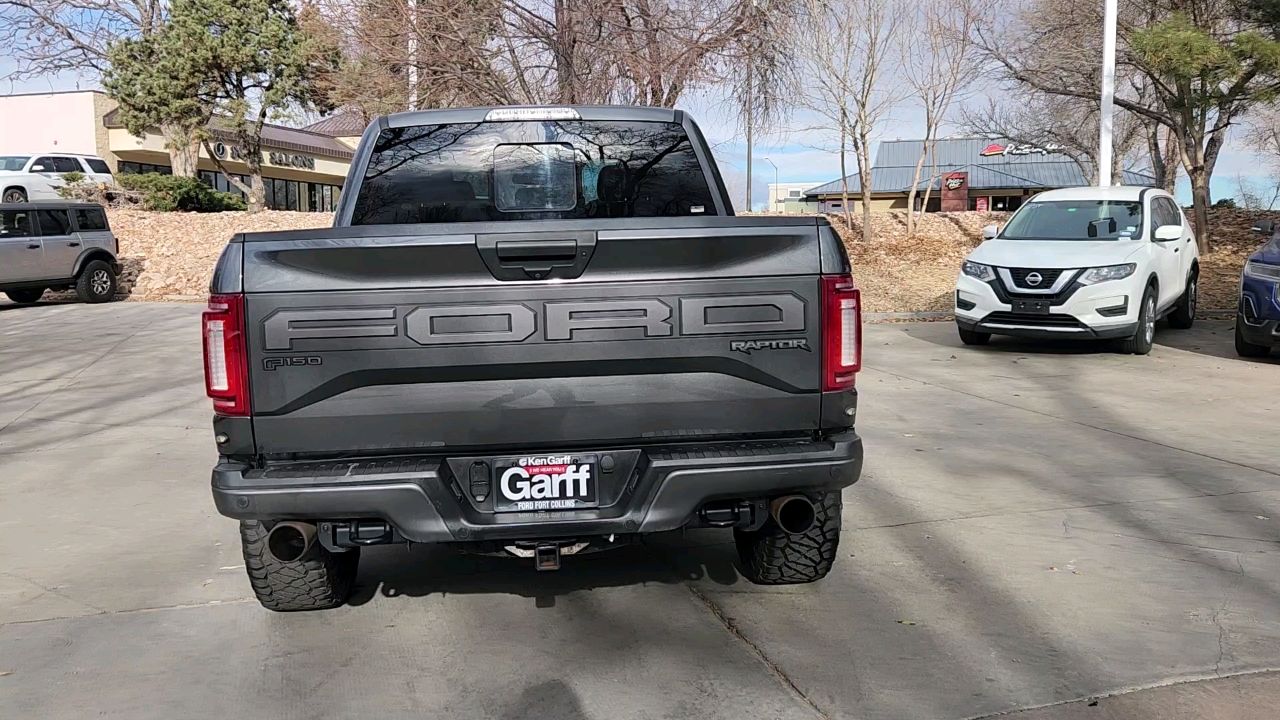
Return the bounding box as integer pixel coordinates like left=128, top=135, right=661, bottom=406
left=6, top=64, right=1270, bottom=211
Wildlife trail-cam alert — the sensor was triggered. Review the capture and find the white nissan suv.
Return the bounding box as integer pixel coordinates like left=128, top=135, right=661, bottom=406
left=955, top=186, right=1198, bottom=354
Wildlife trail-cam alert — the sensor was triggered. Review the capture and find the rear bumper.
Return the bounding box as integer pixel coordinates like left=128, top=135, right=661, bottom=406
left=211, top=432, right=864, bottom=542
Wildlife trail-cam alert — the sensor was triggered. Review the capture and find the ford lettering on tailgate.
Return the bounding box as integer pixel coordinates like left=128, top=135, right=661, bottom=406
left=260, top=293, right=807, bottom=351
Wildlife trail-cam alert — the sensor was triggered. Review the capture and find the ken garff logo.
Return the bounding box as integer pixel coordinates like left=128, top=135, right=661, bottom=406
left=730, top=338, right=810, bottom=355
left=1025, top=272, right=1043, bottom=286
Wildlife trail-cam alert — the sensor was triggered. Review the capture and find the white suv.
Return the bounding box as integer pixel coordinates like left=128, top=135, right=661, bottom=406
left=954, top=187, right=1198, bottom=354
left=1, top=154, right=114, bottom=203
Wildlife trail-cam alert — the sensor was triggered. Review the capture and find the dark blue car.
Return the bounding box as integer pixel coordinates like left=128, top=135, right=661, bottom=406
left=1238, top=219, right=1280, bottom=357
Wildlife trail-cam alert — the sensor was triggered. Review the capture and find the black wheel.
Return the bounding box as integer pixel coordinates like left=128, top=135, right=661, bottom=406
left=958, top=326, right=991, bottom=345
left=240, top=520, right=359, bottom=611
left=734, top=491, right=841, bottom=585
left=1118, top=286, right=1156, bottom=355
left=1167, top=272, right=1197, bottom=329
left=2, top=188, right=26, bottom=203
left=1235, top=315, right=1271, bottom=358
left=5, top=288, right=44, bottom=304
left=75, top=259, right=117, bottom=303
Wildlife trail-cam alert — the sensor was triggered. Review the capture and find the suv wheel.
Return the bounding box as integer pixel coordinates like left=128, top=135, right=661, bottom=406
left=1117, top=286, right=1156, bottom=355
left=75, top=260, right=117, bottom=303
left=2, top=188, right=26, bottom=203
left=958, top=326, right=991, bottom=345
left=1167, top=272, right=1197, bottom=329
left=240, top=520, right=360, bottom=611
left=734, top=491, right=841, bottom=585
left=5, top=288, right=44, bottom=304
left=1235, top=315, right=1271, bottom=358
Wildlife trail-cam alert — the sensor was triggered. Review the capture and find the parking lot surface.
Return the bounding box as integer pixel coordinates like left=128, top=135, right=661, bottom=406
left=2, top=301, right=1278, bottom=719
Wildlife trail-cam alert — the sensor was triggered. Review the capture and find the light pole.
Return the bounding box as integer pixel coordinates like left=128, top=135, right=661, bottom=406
left=1097, top=0, right=1118, bottom=186
left=763, top=157, right=779, bottom=213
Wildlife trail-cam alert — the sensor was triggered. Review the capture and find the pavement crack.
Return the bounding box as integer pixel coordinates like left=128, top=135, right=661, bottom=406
left=0, top=571, right=106, bottom=615
left=0, top=597, right=256, bottom=628
left=686, top=586, right=831, bottom=720
left=1212, top=553, right=1248, bottom=678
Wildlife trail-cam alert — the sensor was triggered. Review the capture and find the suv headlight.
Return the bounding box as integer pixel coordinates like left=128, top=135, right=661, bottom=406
left=1079, top=263, right=1136, bottom=285
left=962, top=261, right=996, bottom=282
left=1244, top=260, right=1280, bottom=281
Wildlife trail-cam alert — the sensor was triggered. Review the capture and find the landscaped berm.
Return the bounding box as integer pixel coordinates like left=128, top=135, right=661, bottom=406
left=87, top=208, right=1262, bottom=312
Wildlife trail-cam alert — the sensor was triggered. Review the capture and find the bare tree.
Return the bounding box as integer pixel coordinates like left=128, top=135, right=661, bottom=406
left=795, top=0, right=903, bottom=242
left=306, top=0, right=783, bottom=122
left=0, top=0, right=207, bottom=175
left=900, top=0, right=977, bottom=235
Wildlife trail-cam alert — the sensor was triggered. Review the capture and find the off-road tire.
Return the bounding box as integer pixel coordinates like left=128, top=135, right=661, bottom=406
left=240, top=520, right=359, bottom=612
left=1167, top=272, right=1197, bottom=329
left=1235, top=315, right=1271, bottom=358
left=75, top=259, right=117, bottom=304
left=1117, top=286, right=1156, bottom=355
left=958, top=326, right=991, bottom=346
left=2, top=188, right=26, bottom=203
left=734, top=491, right=841, bottom=585
left=5, top=288, right=44, bottom=304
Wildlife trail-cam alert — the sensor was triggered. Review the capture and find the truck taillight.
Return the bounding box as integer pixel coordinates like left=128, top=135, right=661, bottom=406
left=203, top=294, right=250, bottom=416
left=822, top=274, right=862, bottom=391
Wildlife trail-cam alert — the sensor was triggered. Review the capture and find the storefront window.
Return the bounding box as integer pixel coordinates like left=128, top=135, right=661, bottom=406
left=119, top=161, right=172, bottom=175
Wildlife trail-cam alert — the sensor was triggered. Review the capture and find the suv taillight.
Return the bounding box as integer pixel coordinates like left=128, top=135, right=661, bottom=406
left=203, top=294, right=250, bottom=416
left=822, top=274, right=862, bottom=391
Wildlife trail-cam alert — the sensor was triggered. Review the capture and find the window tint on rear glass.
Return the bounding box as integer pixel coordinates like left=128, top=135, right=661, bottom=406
left=0, top=210, right=33, bottom=237
left=75, top=208, right=108, bottom=231
left=37, top=209, right=72, bottom=236
left=51, top=157, right=82, bottom=173
left=85, top=158, right=111, bottom=174
left=1002, top=200, right=1144, bottom=241
left=350, top=120, right=717, bottom=225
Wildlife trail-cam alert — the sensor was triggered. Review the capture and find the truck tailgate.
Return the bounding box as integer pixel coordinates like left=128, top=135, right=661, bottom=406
left=240, top=218, right=831, bottom=456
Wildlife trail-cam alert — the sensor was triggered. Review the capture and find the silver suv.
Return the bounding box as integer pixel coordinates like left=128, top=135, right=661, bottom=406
left=0, top=202, right=120, bottom=305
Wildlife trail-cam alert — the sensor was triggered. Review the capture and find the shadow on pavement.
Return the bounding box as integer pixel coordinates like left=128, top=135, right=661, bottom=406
left=346, top=532, right=746, bottom=608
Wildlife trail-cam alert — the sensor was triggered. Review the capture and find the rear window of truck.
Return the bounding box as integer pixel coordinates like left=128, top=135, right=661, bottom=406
left=350, top=120, right=718, bottom=225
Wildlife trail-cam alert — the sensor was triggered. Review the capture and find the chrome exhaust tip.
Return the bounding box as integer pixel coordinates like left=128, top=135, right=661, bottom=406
left=769, top=495, right=816, bottom=535
left=266, top=522, right=317, bottom=562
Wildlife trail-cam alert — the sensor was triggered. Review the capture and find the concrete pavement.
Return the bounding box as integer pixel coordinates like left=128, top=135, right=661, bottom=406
left=1, top=301, right=1277, bottom=719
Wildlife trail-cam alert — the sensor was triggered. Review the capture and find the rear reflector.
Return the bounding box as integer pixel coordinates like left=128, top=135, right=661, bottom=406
left=822, top=274, right=862, bottom=391
left=203, top=294, right=250, bottom=416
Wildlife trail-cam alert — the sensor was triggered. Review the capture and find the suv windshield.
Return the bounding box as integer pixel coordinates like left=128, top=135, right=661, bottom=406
left=1001, top=200, right=1144, bottom=241
left=350, top=120, right=717, bottom=225
left=1, top=156, right=30, bottom=172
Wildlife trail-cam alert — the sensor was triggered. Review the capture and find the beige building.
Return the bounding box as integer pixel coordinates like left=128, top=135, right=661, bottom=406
left=0, top=90, right=363, bottom=212
left=766, top=182, right=822, bottom=214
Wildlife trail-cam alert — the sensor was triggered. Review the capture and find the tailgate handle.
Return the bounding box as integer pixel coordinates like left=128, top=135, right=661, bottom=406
left=495, top=240, right=579, bottom=263
left=477, top=231, right=597, bottom=281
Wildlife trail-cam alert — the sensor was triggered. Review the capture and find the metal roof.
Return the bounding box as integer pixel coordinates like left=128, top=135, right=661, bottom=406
left=303, top=111, right=368, bottom=137
left=103, top=109, right=355, bottom=160
left=806, top=137, right=1155, bottom=196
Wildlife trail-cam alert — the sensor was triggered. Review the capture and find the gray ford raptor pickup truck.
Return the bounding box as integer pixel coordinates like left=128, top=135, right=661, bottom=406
left=202, top=105, right=864, bottom=611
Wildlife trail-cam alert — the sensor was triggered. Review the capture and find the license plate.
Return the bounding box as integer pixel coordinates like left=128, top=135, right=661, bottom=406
left=1012, top=300, right=1050, bottom=314
left=492, top=454, right=599, bottom=512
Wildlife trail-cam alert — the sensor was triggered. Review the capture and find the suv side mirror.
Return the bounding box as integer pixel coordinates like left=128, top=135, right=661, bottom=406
left=982, top=224, right=999, bottom=240
left=1153, top=224, right=1182, bottom=241
left=29, top=163, right=50, bottom=173
left=1252, top=219, right=1275, bottom=235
